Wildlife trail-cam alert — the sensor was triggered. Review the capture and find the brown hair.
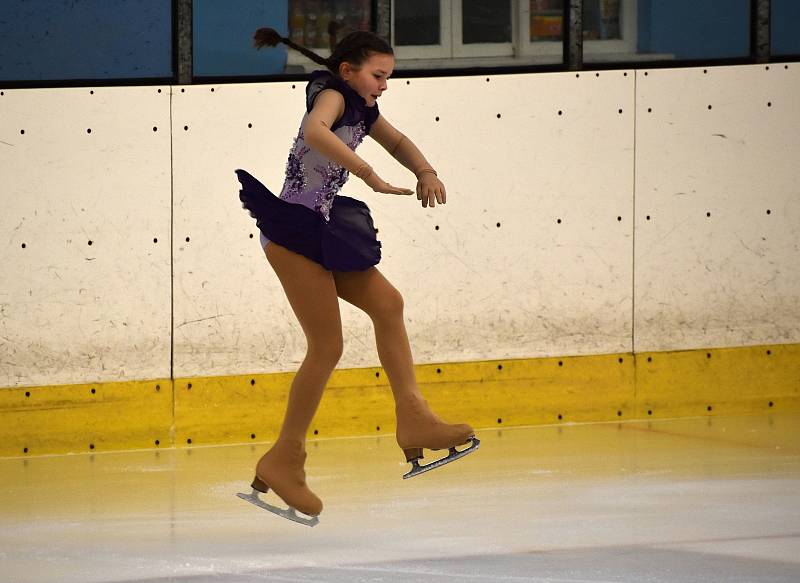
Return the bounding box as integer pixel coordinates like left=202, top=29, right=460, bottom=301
left=253, top=27, right=393, bottom=74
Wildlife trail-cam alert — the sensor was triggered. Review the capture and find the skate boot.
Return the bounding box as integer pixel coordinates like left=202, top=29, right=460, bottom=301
left=236, top=439, right=322, bottom=526
left=395, top=394, right=480, bottom=479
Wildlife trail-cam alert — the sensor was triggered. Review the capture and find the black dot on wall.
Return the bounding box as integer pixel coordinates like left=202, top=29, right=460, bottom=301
left=703, top=69, right=708, bottom=74
left=496, top=222, right=501, bottom=228
left=155, top=384, right=160, bottom=391
left=184, top=125, right=189, bottom=131
left=558, top=110, right=563, bottom=116
left=251, top=433, right=256, bottom=439
left=435, top=116, right=440, bottom=121
left=575, top=73, right=580, bottom=78
left=648, top=410, right=653, bottom=415
left=20, top=129, right=25, bottom=134
left=435, top=225, right=440, bottom=230
left=91, top=388, right=96, bottom=394
left=618, top=357, right=624, bottom=363
left=89, top=443, right=95, bottom=450
left=768, top=401, right=774, bottom=407
left=24, top=447, right=28, bottom=453
left=618, top=109, right=623, bottom=114
left=497, top=418, right=503, bottom=424
left=185, top=237, right=190, bottom=242
left=249, top=233, right=254, bottom=238
left=87, top=128, right=92, bottom=134
left=158, top=89, right=162, bottom=93
left=210, top=87, right=215, bottom=92
left=617, top=411, right=622, bottom=417
left=25, top=391, right=31, bottom=397
left=644, top=71, right=649, bottom=76
left=497, top=364, right=503, bottom=370
left=292, top=84, right=296, bottom=89
left=767, top=102, right=772, bottom=107
left=706, top=212, right=711, bottom=217
left=436, top=368, right=442, bottom=374
left=617, top=216, right=622, bottom=222
left=557, top=218, right=562, bottom=224
left=153, top=126, right=158, bottom=132
left=766, top=209, right=771, bottom=215
left=187, top=383, right=192, bottom=389
left=707, top=405, right=713, bottom=412
left=706, top=352, right=712, bottom=358
left=250, top=378, right=256, bottom=386
left=375, top=371, right=380, bottom=378
left=21, top=243, right=26, bottom=249
left=155, top=439, right=160, bottom=446
left=153, top=238, right=158, bottom=243
left=558, top=361, right=563, bottom=367
left=407, top=80, right=412, bottom=85
left=623, top=72, right=628, bottom=76
left=313, top=429, right=319, bottom=435
left=647, top=356, right=653, bottom=362
left=376, top=426, right=381, bottom=431
left=646, top=215, right=651, bottom=221
left=648, top=107, right=652, bottom=113
left=181, top=88, right=185, bottom=93
left=496, top=113, right=501, bottom=118
left=1, top=91, right=4, bottom=96
left=248, top=123, right=253, bottom=128
left=765, top=65, right=770, bottom=71
left=595, top=73, right=600, bottom=77
left=558, top=414, right=563, bottom=420
left=88, top=240, right=93, bottom=246
left=766, top=350, right=772, bottom=355
left=707, top=105, right=712, bottom=110
left=90, top=90, right=94, bottom=95
left=187, top=438, right=192, bottom=444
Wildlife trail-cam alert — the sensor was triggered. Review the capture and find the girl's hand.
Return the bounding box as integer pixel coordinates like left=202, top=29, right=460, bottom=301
left=416, top=173, right=446, bottom=208
left=362, top=171, right=414, bottom=196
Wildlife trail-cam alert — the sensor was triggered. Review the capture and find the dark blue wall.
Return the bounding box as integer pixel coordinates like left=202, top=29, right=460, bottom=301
left=193, top=0, right=288, bottom=77
left=772, top=0, right=800, bottom=56
left=0, top=0, right=172, bottom=81
left=638, top=0, right=751, bottom=60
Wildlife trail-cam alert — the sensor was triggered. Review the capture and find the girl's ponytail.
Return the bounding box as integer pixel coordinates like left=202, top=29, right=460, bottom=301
left=253, top=27, right=330, bottom=69
left=254, top=27, right=393, bottom=75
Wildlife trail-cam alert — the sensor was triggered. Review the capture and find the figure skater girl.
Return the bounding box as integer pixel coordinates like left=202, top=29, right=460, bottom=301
left=235, top=27, right=478, bottom=523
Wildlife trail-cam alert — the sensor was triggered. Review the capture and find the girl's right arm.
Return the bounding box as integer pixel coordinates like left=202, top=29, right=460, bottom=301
left=304, top=90, right=413, bottom=196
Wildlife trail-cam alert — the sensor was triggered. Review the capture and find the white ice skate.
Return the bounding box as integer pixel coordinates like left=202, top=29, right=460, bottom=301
left=236, top=488, right=319, bottom=527
left=402, top=436, right=480, bottom=479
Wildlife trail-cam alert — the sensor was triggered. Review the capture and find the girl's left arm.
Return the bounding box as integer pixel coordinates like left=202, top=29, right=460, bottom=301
left=370, top=115, right=446, bottom=207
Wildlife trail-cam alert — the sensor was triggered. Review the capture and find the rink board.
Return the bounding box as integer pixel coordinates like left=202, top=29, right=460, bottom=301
left=634, top=64, right=800, bottom=352
left=1, top=343, right=797, bottom=457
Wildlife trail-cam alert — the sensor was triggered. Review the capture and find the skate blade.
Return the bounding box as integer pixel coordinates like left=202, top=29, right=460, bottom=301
left=403, top=436, right=480, bottom=479
left=236, top=489, right=319, bottom=527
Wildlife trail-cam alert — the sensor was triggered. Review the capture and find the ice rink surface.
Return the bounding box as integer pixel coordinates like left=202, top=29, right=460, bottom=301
left=1, top=414, right=799, bottom=582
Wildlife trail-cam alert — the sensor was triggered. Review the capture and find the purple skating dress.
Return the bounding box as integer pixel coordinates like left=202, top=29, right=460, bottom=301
left=236, top=70, right=381, bottom=272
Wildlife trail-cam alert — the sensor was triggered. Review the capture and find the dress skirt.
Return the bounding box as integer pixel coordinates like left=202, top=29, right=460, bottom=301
left=236, top=169, right=381, bottom=272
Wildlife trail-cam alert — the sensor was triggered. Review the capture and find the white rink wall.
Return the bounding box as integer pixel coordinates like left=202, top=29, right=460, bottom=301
left=1, top=64, right=798, bottom=387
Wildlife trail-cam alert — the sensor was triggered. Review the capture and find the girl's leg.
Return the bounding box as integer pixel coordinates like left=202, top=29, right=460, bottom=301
left=332, top=267, right=473, bottom=456
left=265, top=242, right=344, bottom=442
left=253, top=242, right=343, bottom=516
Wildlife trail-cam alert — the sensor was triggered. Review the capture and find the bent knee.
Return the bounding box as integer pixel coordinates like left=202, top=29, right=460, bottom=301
left=370, top=287, right=404, bottom=321
left=308, top=334, right=344, bottom=364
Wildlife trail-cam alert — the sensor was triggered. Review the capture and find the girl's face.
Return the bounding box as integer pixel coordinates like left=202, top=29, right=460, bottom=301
left=340, top=53, right=395, bottom=107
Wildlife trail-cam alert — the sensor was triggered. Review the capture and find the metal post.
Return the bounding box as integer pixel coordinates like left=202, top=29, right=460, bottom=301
left=565, top=0, right=583, bottom=70
left=176, top=0, right=192, bottom=84
left=752, top=0, right=770, bottom=63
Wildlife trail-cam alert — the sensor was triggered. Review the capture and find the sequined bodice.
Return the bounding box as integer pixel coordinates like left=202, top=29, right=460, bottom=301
left=278, top=70, right=379, bottom=222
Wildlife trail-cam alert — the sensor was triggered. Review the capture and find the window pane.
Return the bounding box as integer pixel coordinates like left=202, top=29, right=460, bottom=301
left=585, top=0, right=751, bottom=64
left=772, top=0, right=800, bottom=56
left=0, top=0, right=171, bottom=82
left=530, top=0, right=563, bottom=43
left=463, top=0, right=511, bottom=44
left=289, top=0, right=372, bottom=49
left=583, top=0, right=620, bottom=40
left=395, top=0, right=440, bottom=46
